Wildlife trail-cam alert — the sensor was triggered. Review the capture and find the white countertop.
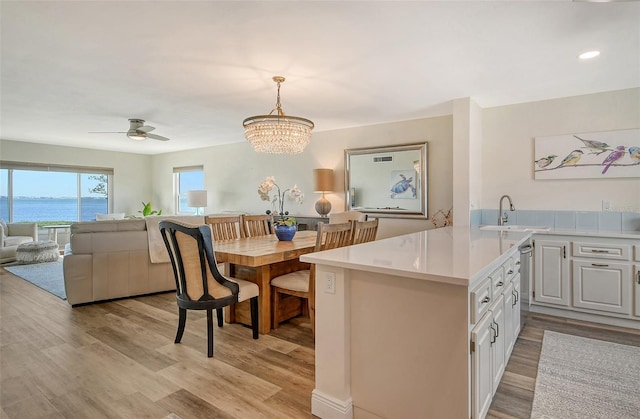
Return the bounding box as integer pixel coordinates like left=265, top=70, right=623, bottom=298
left=301, top=226, right=531, bottom=287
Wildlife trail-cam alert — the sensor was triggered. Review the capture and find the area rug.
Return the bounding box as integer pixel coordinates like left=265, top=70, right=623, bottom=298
left=4, top=258, right=66, bottom=300
left=531, top=330, right=640, bottom=419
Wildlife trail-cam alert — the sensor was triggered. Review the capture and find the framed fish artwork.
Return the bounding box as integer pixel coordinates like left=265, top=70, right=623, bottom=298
left=534, top=128, right=640, bottom=180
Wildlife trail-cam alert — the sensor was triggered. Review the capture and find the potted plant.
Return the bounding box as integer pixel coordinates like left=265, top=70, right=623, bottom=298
left=258, top=176, right=304, bottom=241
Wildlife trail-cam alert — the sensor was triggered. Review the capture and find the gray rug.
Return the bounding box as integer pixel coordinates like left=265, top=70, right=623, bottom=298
left=531, top=330, right=640, bottom=419
left=4, top=258, right=66, bottom=300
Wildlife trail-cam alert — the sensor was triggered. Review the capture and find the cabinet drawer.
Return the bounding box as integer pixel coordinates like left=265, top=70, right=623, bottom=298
left=491, top=266, right=506, bottom=300
left=471, top=277, right=492, bottom=324
left=572, top=242, right=630, bottom=261
left=504, top=256, right=516, bottom=282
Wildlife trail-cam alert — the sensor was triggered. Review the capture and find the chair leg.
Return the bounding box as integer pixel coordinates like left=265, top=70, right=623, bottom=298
left=271, top=288, right=280, bottom=330
left=250, top=297, right=259, bottom=339
left=216, top=308, right=224, bottom=327
left=175, top=308, right=187, bottom=344
left=206, top=309, right=214, bottom=357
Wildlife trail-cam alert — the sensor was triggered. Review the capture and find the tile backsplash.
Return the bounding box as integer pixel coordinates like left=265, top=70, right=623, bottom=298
left=473, top=209, right=640, bottom=232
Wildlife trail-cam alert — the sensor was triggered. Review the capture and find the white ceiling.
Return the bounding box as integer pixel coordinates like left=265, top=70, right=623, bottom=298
left=1, top=1, right=639, bottom=155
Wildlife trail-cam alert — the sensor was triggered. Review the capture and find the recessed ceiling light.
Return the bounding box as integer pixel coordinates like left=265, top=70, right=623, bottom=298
left=579, top=51, right=600, bottom=60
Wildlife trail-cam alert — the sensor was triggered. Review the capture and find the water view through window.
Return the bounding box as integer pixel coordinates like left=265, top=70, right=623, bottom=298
left=0, top=168, right=109, bottom=222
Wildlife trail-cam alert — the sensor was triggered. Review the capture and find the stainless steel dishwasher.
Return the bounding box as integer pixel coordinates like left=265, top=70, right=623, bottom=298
left=518, top=239, right=533, bottom=325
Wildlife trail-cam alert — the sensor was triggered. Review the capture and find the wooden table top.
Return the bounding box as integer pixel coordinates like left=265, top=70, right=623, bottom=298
left=213, top=230, right=318, bottom=267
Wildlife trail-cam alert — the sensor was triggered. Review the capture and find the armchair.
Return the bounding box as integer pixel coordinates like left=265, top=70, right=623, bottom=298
left=0, top=220, right=38, bottom=263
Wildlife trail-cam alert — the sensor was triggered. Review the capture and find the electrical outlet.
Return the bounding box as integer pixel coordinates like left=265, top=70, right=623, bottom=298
left=602, top=200, right=611, bottom=212
left=324, top=272, right=336, bottom=294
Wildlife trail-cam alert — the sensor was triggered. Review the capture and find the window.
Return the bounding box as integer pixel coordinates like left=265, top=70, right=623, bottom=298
left=174, top=166, right=204, bottom=214
left=0, top=162, right=112, bottom=223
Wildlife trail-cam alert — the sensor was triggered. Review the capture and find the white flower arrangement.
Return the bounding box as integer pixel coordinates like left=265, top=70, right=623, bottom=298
left=258, top=176, right=304, bottom=226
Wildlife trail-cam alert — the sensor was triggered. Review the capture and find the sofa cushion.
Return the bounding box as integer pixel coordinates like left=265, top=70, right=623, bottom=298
left=4, top=235, right=34, bottom=247
left=71, top=219, right=146, bottom=234
left=0, top=219, right=7, bottom=238
left=95, top=213, right=126, bottom=221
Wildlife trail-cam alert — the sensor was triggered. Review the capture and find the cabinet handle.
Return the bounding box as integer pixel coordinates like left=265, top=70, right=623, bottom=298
left=512, top=290, right=517, bottom=306
left=507, top=269, right=514, bottom=275
left=494, top=320, right=499, bottom=338
left=591, top=263, right=609, bottom=268
left=516, top=260, right=521, bottom=266
left=637, top=271, right=640, bottom=285
left=591, top=249, right=609, bottom=253
left=496, top=281, right=504, bottom=287
left=490, top=323, right=496, bottom=345
left=482, top=296, right=491, bottom=304
left=563, top=245, right=566, bottom=259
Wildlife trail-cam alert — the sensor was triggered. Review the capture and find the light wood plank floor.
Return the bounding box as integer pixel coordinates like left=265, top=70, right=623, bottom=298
left=487, top=312, right=640, bottom=419
left=2, top=268, right=639, bottom=418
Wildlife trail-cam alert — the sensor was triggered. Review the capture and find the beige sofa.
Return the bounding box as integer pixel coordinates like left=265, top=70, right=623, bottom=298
left=0, top=220, right=38, bottom=263
left=63, top=216, right=203, bottom=306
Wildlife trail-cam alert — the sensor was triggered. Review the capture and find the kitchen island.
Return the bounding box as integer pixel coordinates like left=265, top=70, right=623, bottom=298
left=300, top=226, right=531, bottom=419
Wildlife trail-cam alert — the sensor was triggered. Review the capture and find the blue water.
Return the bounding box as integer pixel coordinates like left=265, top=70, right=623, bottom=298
left=0, top=197, right=107, bottom=222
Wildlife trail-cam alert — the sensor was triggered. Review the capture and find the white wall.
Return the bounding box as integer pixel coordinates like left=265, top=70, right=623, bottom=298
left=151, top=115, right=454, bottom=239
left=481, top=88, right=640, bottom=211
left=0, top=140, right=152, bottom=216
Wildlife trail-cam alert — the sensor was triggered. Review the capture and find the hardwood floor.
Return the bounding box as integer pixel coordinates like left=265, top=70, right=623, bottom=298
left=0, top=269, right=314, bottom=419
left=487, top=312, right=640, bottom=419
left=2, top=267, right=639, bottom=419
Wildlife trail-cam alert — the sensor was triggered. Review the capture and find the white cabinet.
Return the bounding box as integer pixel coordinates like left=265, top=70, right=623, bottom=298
left=471, top=248, right=523, bottom=419
left=489, top=294, right=505, bottom=395
left=534, top=239, right=570, bottom=306
left=505, top=274, right=521, bottom=358
left=635, top=265, right=640, bottom=318
left=471, top=310, right=493, bottom=419
left=572, top=260, right=632, bottom=315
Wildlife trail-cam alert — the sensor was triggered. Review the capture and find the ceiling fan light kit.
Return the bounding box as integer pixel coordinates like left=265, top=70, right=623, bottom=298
left=243, top=76, right=314, bottom=154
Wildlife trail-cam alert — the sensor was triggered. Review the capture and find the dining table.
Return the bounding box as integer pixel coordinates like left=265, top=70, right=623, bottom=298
left=213, top=230, right=318, bottom=334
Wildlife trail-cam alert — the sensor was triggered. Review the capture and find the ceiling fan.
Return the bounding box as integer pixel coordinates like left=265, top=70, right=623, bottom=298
left=89, top=119, right=170, bottom=141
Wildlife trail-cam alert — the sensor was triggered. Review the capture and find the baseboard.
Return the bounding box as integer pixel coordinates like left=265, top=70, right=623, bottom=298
left=311, top=389, right=353, bottom=419
left=530, top=304, right=640, bottom=331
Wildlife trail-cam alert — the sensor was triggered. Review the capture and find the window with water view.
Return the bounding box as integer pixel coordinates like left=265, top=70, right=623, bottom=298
left=0, top=164, right=112, bottom=224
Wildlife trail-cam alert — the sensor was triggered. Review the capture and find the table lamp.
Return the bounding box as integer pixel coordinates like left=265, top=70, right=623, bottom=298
left=314, top=169, right=334, bottom=217
left=187, top=190, right=207, bottom=215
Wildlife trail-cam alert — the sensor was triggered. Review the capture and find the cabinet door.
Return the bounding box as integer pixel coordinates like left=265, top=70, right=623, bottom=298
left=512, top=274, right=522, bottom=341
left=490, top=294, right=505, bottom=395
left=503, top=282, right=515, bottom=359
left=572, top=261, right=632, bottom=315
left=471, top=312, right=494, bottom=419
left=635, top=265, right=640, bottom=317
left=534, top=240, right=570, bottom=306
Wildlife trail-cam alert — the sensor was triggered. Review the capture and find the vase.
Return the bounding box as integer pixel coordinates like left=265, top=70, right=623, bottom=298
left=274, top=224, right=296, bottom=241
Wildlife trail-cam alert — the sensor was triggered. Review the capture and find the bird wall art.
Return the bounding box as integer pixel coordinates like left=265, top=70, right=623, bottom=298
left=534, top=129, right=640, bottom=180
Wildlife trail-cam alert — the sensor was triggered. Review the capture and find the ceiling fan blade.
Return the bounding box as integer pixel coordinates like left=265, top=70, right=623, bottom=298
left=145, top=133, right=170, bottom=142
left=88, top=131, right=127, bottom=134
left=137, top=125, right=155, bottom=133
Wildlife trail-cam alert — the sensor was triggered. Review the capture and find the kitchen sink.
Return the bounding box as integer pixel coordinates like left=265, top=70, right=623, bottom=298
left=479, top=225, right=551, bottom=232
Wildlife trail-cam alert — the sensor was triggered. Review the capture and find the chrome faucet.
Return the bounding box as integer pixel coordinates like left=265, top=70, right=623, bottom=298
left=498, top=195, right=515, bottom=225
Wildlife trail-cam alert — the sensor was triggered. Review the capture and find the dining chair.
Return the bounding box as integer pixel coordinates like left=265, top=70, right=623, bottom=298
left=329, top=210, right=367, bottom=224
left=241, top=214, right=272, bottom=238
left=159, top=220, right=259, bottom=357
left=270, top=221, right=353, bottom=335
left=205, top=215, right=244, bottom=240
left=351, top=218, right=379, bottom=245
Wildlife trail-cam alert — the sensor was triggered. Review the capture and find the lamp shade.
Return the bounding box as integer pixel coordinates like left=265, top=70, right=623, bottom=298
left=187, top=190, right=207, bottom=208
left=314, top=169, right=334, bottom=193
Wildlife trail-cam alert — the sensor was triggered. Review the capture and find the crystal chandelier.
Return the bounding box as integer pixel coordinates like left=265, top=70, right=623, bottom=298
left=243, top=76, right=314, bottom=154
